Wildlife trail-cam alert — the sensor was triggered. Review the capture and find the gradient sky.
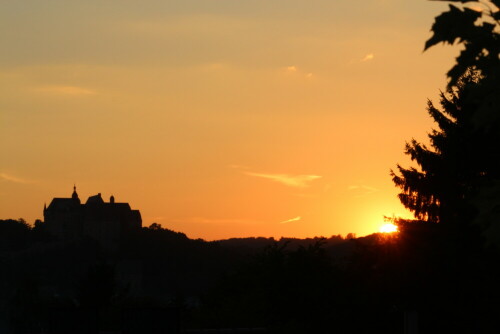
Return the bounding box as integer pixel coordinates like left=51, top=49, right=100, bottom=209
left=1, top=0, right=459, bottom=240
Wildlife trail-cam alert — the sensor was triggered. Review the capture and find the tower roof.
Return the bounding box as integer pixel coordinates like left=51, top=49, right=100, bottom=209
left=72, top=185, right=79, bottom=200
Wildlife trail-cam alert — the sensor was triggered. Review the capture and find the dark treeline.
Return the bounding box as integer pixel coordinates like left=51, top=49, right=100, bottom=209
left=0, top=218, right=360, bottom=333
left=2, top=218, right=500, bottom=333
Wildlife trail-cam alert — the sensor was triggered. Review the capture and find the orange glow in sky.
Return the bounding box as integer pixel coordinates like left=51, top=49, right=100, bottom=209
left=0, top=1, right=455, bottom=240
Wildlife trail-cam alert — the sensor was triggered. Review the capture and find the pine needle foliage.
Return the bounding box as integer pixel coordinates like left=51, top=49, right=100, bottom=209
left=391, top=72, right=499, bottom=225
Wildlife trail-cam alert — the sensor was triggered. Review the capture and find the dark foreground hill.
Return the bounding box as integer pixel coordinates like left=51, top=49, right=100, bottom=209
left=1, top=218, right=499, bottom=333
left=0, top=219, right=357, bottom=304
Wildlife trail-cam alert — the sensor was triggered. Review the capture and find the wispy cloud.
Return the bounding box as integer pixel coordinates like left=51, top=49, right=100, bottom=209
left=172, top=217, right=260, bottom=225
left=280, top=216, right=301, bottom=224
left=284, top=65, right=313, bottom=78
left=228, top=164, right=251, bottom=170
left=0, top=173, right=33, bottom=184
left=231, top=165, right=322, bottom=188
left=361, top=53, right=374, bottom=62
left=245, top=172, right=322, bottom=188
left=348, top=184, right=378, bottom=197
left=35, top=85, right=96, bottom=96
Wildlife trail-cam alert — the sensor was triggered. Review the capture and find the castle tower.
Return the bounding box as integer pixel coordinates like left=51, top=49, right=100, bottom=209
left=72, top=185, right=81, bottom=204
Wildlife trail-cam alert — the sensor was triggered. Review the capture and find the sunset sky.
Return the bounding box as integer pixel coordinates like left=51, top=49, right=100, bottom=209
left=1, top=0, right=460, bottom=240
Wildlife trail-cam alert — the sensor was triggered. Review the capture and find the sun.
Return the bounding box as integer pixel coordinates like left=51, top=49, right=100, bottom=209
left=379, top=223, right=398, bottom=233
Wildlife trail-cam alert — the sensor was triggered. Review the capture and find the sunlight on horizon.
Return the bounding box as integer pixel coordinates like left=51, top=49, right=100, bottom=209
left=379, top=223, right=399, bottom=233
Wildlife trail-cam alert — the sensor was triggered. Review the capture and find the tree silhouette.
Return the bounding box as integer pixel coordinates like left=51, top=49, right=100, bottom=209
left=425, top=1, right=499, bottom=155
left=425, top=0, right=499, bottom=88
left=391, top=72, right=500, bottom=229
left=391, top=1, right=500, bottom=229
left=0, top=219, right=32, bottom=251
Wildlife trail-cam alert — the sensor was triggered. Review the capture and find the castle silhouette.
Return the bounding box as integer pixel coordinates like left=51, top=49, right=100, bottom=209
left=44, top=186, right=142, bottom=243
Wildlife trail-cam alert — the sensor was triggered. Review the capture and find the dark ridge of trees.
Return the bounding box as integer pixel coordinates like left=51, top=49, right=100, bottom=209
left=0, top=218, right=54, bottom=252
left=215, top=235, right=349, bottom=256
left=0, top=219, right=32, bottom=251
left=2, top=217, right=500, bottom=332
left=1, top=219, right=387, bottom=332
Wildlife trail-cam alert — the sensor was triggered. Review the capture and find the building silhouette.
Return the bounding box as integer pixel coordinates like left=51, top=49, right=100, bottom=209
left=44, top=186, right=142, bottom=243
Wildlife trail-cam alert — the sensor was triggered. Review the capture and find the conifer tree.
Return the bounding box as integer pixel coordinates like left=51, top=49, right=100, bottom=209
left=392, top=0, right=500, bottom=231
left=391, top=72, right=500, bottom=227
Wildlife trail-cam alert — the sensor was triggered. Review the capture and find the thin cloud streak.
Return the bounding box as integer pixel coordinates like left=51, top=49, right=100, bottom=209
left=280, top=216, right=301, bottom=224
left=361, top=53, right=374, bottom=62
left=245, top=172, right=322, bottom=188
left=35, top=85, right=96, bottom=96
left=348, top=184, right=379, bottom=197
left=228, top=164, right=251, bottom=170
left=172, top=217, right=262, bottom=225
left=0, top=173, right=33, bottom=184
